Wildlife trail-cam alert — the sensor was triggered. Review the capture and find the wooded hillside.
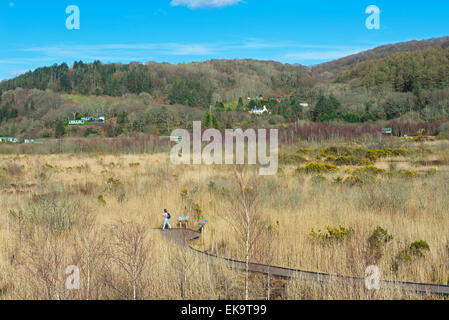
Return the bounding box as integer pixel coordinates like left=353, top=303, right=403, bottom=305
left=335, top=45, right=449, bottom=92
left=0, top=59, right=316, bottom=105
left=313, top=36, right=449, bottom=77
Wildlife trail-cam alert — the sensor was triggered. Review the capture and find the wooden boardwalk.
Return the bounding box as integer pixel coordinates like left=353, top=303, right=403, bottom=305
left=160, top=228, right=449, bottom=297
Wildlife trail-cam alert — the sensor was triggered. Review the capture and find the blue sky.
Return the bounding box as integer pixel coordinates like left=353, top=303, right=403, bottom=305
left=0, top=0, right=448, bottom=80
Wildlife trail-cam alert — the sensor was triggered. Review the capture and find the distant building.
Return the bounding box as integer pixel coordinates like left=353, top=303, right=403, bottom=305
left=68, top=116, right=106, bottom=126
left=96, top=117, right=106, bottom=124
left=300, top=103, right=309, bottom=107
left=0, top=137, right=18, bottom=143
left=24, top=139, right=37, bottom=144
left=69, top=120, right=85, bottom=125
left=249, top=105, right=269, bottom=115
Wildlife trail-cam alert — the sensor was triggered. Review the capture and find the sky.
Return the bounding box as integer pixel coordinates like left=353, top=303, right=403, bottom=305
left=0, top=0, right=448, bottom=80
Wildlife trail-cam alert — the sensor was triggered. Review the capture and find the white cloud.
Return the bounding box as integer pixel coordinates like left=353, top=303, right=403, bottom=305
left=170, top=0, right=242, bottom=9
left=8, top=41, right=371, bottom=69
left=21, top=43, right=216, bottom=58
left=9, top=69, right=31, bottom=77
left=283, top=49, right=365, bottom=62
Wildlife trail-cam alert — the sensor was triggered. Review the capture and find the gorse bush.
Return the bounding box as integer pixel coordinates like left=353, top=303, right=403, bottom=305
left=297, top=148, right=313, bottom=154
left=310, top=225, right=353, bottom=243
left=316, top=147, right=412, bottom=164
left=279, top=153, right=308, bottom=165
left=325, top=155, right=374, bottom=166
left=107, top=177, right=122, bottom=189
left=353, top=166, right=386, bottom=176
left=129, top=162, right=140, bottom=167
left=400, top=170, right=418, bottom=178
left=368, top=226, right=394, bottom=260
left=297, top=162, right=339, bottom=174
left=334, top=155, right=361, bottom=165
left=392, top=148, right=410, bottom=157
left=106, top=177, right=126, bottom=202
left=343, top=175, right=365, bottom=187
left=392, top=240, right=431, bottom=272
left=410, top=240, right=431, bottom=258
left=98, top=194, right=106, bottom=205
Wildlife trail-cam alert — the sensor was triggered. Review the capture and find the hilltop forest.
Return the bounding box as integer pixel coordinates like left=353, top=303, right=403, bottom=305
left=0, top=37, right=448, bottom=139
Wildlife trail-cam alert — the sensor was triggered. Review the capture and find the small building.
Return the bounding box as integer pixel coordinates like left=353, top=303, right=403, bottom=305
left=69, top=116, right=106, bottom=126
left=249, top=105, right=269, bottom=115
left=69, top=120, right=85, bottom=125
left=300, top=103, right=309, bottom=107
left=96, top=117, right=106, bottom=124
left=0, top=137, right=19, bottom=143
left=24, top=139, right=37, bottom=144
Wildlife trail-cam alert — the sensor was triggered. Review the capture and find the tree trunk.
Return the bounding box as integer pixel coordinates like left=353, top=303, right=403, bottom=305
left=245, top=207, right=250, bottom=301
left=267, top=272, right=271, bottom=300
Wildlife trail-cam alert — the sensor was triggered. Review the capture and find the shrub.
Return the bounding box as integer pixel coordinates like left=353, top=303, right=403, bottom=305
left=412, top=133, right=424, bottom=142
left=343, top=175, right=365, bottom=187
left=310, top=225, right=353, bottom=243
left=354, top=166, right=385, bottom=176
left=324, top=146, right=340, bottom=155
left=98, top=195, right=106, bottom=205
left=359, top=158, right=375, bottom=166
left=180, top=188, right=189, bottom=199
left=326, top=154, right=370, bottom=166
left=368, top=226, right=393, bottom=260
left=129, top=162, right=140, bottom=167
left=279, top=153, right=308, bottom=165
left=366, top=150, right=378, bottom=161
left=107, top=177, right=122, bottom=188
left=333, top=176, right=344, bottom=184
left=335, top=155, right=360, bottom=166
left=297, top=162, right=339, bottom=174
left=400, top=170, right=418, bottom=178
left=425, top=168, right=437, bottom=176
left=409, top=240, right=430, bottom=258
left=392, top=148, right=410, bottom=157
left=192, top=202, right=203, bottom=221
left=297, top=148, right=313, bottom=154
left=106, top=177, right=126, bottom=202
left=365, top=148, right=399, bottom=161
left=392, top=239, right=430, bottom=271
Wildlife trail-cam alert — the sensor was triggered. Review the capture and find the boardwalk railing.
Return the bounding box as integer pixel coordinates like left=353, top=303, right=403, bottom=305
left=172, top=228, right=449, bottom=297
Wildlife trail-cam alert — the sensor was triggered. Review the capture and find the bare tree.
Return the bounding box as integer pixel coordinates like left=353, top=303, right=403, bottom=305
left=226, top=166, right=266, bottom=300
left=75, top=212, right=109, bottom=300
left=23, top=232, right=71, bottom=300
left=170, top=246, right=197, bottom=299
left=109, top=220, right=150, bottom=300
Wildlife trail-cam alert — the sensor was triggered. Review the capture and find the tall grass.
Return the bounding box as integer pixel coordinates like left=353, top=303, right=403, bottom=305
left=0, top=140, right=448, bottom=300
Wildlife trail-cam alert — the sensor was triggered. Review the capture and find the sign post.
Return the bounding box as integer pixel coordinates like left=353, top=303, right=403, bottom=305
left=382, top=128, right=392, bottom=135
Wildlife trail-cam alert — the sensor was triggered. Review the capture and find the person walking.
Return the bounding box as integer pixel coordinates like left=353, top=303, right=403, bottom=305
left=162, top=209, right=172, bottom=230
